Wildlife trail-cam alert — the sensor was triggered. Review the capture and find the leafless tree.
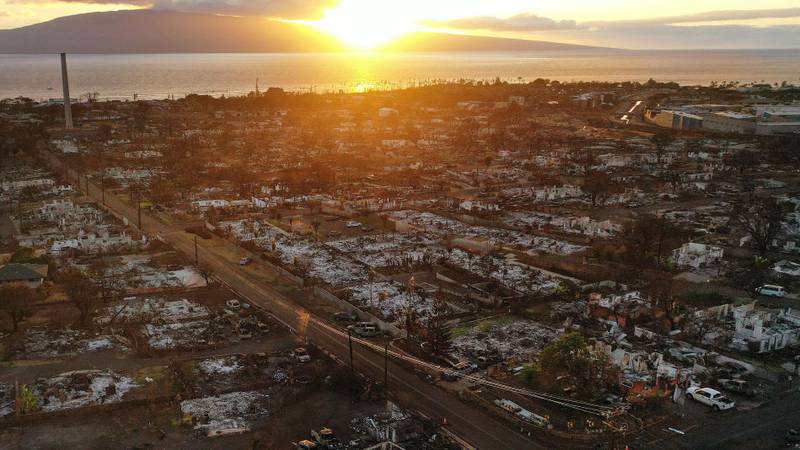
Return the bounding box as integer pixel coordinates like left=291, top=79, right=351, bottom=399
left=0, top=283, right=37, bottom=331
left=60, top=268, right=101, bottom=326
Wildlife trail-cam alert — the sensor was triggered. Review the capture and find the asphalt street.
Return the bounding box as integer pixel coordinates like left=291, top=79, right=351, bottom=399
left=43, top=151, right=555, bottom=449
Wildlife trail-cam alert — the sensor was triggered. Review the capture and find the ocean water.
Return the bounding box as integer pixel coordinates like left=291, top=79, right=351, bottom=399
left=1, top=50, right=799, bottom=101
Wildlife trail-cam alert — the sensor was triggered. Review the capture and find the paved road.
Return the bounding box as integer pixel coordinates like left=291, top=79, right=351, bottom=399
left=650, top=388, right=800, bottom=449
left=42, top=151, right=553, bottom=450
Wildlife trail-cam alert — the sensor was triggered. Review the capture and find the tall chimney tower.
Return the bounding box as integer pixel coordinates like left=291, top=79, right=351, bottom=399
left=60, top=53, right=73, bottom=129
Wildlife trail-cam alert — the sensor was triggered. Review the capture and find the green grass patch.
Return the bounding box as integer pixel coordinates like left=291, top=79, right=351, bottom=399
left=451, top=315, right=517, bottom=338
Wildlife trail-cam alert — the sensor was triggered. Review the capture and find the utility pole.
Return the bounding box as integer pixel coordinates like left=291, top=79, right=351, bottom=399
left=194, top=236, right=198, bottom=265
left=384, top=338, right=389, bottom=389
left=60, top=53, right=73, bottom=129
left=137, top=190, right=142, bottom=230
left=347, top=328, right=354, bottom=370
left=100, top=172, right=105, bottom=205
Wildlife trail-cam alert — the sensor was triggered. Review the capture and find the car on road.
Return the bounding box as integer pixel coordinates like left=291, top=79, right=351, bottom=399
left=345, top=221, right=361, bottom=228
left=291, top=347, right=311, bottom=363
left=239, top=257, right=251, bottom=265
left=686, top=386, right=735, bottom=410
left=755, top=284, right=787, bottom=298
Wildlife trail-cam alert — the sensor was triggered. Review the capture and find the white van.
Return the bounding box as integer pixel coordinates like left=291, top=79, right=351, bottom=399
left=516, top=408, right=550, bottom=427
left=493, top=399, right=521, bottom=413
left=348, top=322, right=379, bottom=337
left=755, top=284, right=787, bottom=298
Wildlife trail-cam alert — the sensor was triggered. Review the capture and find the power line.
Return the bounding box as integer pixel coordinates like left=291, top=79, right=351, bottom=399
left=310, top=317, right=616, bottom=416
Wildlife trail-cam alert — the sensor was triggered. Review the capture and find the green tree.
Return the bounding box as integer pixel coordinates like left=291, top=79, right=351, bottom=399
left=526, top=332, right=617, bottom=400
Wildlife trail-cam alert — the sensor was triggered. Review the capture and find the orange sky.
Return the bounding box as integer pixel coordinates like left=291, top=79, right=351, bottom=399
left=2, top=1, right=799, bottom=49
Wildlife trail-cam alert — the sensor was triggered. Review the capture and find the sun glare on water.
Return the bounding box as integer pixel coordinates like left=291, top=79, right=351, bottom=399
left=315, top=0, right=418, bottom=50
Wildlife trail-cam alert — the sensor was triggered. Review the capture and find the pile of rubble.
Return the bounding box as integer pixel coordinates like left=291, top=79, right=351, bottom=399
left=445, top=249, right=563, bottom=295
left=16, top=329, right=125, bottom=358
left=102, top=255, right=206, bottom=290
left=96, top=297, right=212, bottom=325
left=145, top=319, right=225, bottom=350
left=36, top=369, right=138, bottom=412
left=452, top=318, right=564, bottom=364
left=180, top=390, right=271, bottom=436
left=327, top=233, right=444, bottom=270
left=273, top=238, right=369, bottom=287
left=347, top=281, right=432, bottom=324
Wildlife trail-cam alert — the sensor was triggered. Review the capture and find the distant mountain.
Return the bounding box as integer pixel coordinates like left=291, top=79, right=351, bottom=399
left=0, top=10, right=603, bottom=54
left=384, top=32, right=601, bottom=52
left=0, top=10, right=341, bottom=53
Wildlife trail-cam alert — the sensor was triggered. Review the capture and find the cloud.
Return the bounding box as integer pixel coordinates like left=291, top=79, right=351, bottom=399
left=431, top=7, right=800, bottom=32
left=426, top=13, right=585, bottom=32
left=425, top=7, right=800, bottom=49
left=600, top=7, right=800, bottom=26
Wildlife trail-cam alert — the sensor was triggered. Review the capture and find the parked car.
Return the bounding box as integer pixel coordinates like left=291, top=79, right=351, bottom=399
left=755, top=284, right=787, bottom=298
left=347, top=322, right=379, bottom=337
left=239, top=257, right=251, bottom=265
left=686, top=387, right=735, bottom=410
left=516, top=408, right=550, bottom=427
left=291, top=347, right=311, bottom=363
left=717, top=361, right=750, bottom=378
left=450, top=360, right=478, bottom=373
left=311, top=428, right=339, bottom=447
left=294, top=440, right=317, bottom=450
left=441, top=370, right=462, bottom=382
left=333, top=312, right=358, bottom=322
left=345, top=221, right=361, bottom=228
left=226, top=299, right=241, bottom=310
left=717, top=378, right=759, bottom=397
left=668, top=348, right=700, bottom=364
left=494, top=399, right=521, bottom=413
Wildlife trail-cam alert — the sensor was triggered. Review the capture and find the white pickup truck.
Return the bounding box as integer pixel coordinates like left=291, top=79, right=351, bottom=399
left=686, top=386, right=735, bottom=410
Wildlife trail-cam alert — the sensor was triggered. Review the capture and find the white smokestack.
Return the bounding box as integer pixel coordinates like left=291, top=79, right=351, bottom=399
left=60, top=53, right=73, bottom=129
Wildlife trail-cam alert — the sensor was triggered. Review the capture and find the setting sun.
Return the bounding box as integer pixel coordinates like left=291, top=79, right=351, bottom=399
left=315, top=0, right=419, bottom=49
